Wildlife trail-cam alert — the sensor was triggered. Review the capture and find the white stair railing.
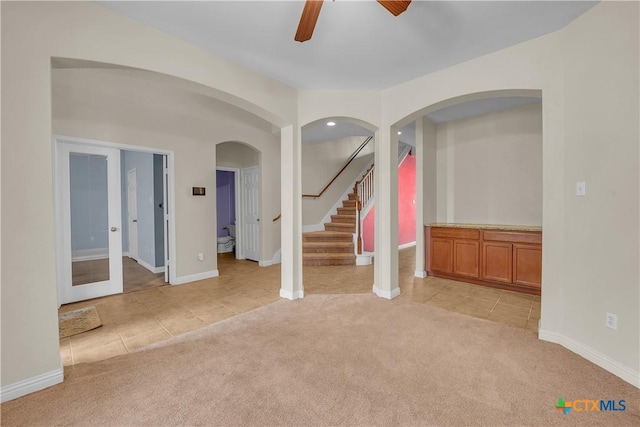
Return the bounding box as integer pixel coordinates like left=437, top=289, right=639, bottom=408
left=354, top=164, right=374, bottom=254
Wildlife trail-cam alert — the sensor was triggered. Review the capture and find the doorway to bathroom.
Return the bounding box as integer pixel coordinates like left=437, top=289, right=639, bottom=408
left=216, top=168, right=239, bottom=260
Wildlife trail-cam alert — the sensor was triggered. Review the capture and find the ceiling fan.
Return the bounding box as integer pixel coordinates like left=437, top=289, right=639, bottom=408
left=295, top=0, right=411, bottom=42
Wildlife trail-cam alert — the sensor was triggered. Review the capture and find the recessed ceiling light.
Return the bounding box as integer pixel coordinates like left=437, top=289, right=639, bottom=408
left=326, top=121, right=336, bottom=126
left=398, top=131, right=402, bottom=135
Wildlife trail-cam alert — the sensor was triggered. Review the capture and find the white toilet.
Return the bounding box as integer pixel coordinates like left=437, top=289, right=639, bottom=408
left=217, top=224, right=236, bottom=253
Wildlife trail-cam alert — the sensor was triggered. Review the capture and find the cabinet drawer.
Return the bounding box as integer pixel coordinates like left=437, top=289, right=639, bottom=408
left=431, top=228, right=480, bottom=240
left=482, top=230, right=541, bottom=244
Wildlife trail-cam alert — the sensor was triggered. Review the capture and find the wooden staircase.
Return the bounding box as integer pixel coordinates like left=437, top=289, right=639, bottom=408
left=302, top=193, right=358, bottom=266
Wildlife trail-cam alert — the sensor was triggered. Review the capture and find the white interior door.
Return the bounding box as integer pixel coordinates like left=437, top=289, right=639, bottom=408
left=56, top=142, right=123, bottom=304
left=241, top=166, right=260, bottom=261
left=163, top=155, right=170, bottom=282
left=127, top=169, right=139, bottom=261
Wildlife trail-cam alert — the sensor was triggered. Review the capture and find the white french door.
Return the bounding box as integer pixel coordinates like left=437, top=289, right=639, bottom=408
left=56, top=142, right=123, bottom=304
left=241, top=166, right=260, bottom=262
left=127, top=169, right=139, bottom=261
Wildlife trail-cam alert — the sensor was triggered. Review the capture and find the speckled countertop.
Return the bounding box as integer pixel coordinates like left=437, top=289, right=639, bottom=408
left=429, top=223, right=542, bottom=232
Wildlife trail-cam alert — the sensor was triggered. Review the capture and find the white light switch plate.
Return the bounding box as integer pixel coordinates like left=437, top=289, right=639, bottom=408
left=576, top=181, right=586, bottom=196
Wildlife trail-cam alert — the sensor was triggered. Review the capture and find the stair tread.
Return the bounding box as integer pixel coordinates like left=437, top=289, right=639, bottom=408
left=304, top=241, right=353, bottom=247
left=304, top=231, right=352, bottom=236
left=303, top=253, right=356, bottom=259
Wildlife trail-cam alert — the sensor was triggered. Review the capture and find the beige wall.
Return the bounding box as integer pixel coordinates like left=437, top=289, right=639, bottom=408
left=1, top=1, right=294, bottom=389
left=302, top=137, right=374, bottom=225
left=1, top=0, right=638, bottom=396
left=52, top=68, right=282, bottom=274
left=559, top=0, right=639, bottom=371
left=436, top=103, right=542, bottom=225
left=217, top=142, right=260, bottom=169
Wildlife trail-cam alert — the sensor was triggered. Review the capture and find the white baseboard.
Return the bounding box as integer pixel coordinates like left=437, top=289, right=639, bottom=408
left=173, top=270, right=219, bottom=285
left=372, top=284, right=401, bottom=300
left=399, top=241, right=416, bottom=250
left=71, top=247, right=109, bottom=262
left=138, top=259, right=165, bottom=274
left=539, top=328, right=640, bottom=388
left=280, top=288, right=304, bottom=300
left=414, top=270, right=427, bottom=278
left=1, top=368, right=64, bottom=403
left=356, top=253, right=373, bottom=265
left=259, top=249, right=281, bottom=267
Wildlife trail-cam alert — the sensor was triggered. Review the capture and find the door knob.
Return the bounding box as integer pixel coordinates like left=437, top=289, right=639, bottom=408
left=257, top=218, right=260, bottom=222
left=110, top=226, right=118, bottom=232
left=132, top=219, right=137, bottom=223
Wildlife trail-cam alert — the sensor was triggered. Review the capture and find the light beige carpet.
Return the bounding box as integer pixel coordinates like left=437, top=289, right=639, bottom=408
left=2, top=294, right=639, bottom=426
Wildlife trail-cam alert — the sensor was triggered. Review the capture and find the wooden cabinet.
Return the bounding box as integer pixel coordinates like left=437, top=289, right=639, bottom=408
left=426, top=225, right=541, bottom=295
left=481, top=241, right=512, bottom=283
left=513, top=244, right=542, bottom=289
left=454, top=240, right=479, bottom=278
left=430, top=238, right=453, bottom=273
left=429, top=227, right=480, bottom=278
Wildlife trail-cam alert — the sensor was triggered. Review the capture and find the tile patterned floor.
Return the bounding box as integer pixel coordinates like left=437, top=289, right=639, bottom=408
left=59, top=250, right=540, bottom=367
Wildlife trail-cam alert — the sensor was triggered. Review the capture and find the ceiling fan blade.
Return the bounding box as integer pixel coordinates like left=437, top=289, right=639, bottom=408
left=377, top=0, right=411, bottom=16
left=295, top=0, right=324, bottom=42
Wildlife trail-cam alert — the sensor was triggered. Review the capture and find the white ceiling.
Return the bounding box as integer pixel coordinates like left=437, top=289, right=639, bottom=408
left=95, top=1, right=590, bottom=144
left=99, top=0, right=597, bottom=90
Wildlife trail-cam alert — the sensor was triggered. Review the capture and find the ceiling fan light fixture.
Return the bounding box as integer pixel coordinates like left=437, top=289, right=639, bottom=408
left=327, top=121, right=336, bottom=126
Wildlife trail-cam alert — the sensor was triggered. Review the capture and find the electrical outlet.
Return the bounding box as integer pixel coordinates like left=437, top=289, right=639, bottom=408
left=197, top=253, right=204, bottom=261
left=576, top=181, right=586, bottom=196
left=606, top=312, right=617, bottom=330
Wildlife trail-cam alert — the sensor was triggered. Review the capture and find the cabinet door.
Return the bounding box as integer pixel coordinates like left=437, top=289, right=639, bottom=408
left=513, top=244, right=542, bottom=288
left=430, top=238, right=453, bottom=273
left=482, top=242, right=512, bottom=283
left=453, top=240, right=479, bottom=278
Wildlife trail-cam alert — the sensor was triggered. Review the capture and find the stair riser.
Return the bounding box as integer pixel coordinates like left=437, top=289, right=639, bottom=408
left=342, top=201, right=356, bottom=208
left=303, top=245, right=354, bottom=253
left=303, top=248, right=354, bottom=254
left=303, top=236, right=352, bottom=243
left=303, top=258, right=356, bottom=266
left=325, top=224, right=355, bottom=232
left=330, top=216, right=356, bottom=224
left=337, top=208, right=356, bottom=215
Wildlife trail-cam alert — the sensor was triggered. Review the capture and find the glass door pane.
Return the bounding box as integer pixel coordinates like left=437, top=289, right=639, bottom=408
left=69, top=153, right=110, bottom=285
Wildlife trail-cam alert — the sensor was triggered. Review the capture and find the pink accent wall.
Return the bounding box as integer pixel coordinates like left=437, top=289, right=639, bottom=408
left=362, top=153, right=416, bottom=252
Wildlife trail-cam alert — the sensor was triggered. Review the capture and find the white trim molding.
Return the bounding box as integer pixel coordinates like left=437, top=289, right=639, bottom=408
left=539, top=329, right=640, bottom=388
left=399, top=241, right=416, bottom=250
left=414, top=271, right=427, bottom=278
left=173, top=270, right=219, bottom=285
left=138, top=259, right=165, bottom=274
left=372, top=284, right=401, bottom=300
left=356, top=253, right=373, bottom=265
left=279, top=288, right=304, bottom=300
left=1, top=368, right=64, bottom=403
left=259, top=249, right=281, bottom=267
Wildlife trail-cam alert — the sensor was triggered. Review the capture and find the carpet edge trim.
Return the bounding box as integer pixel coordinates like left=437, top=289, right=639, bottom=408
left=539, top=328, right=640, bottom=388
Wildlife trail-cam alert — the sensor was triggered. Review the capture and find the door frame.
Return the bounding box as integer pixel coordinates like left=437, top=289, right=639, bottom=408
left=53, top=135, right=177, bottom=306
left=126, top=168, right=139, bottom=262
left=216, top=167, right=242, bottom=259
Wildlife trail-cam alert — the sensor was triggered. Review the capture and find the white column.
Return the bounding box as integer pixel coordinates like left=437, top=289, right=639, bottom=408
left=372, top=126, right=400, bottom=299
left=415, top=117, right=438, bottom=278
left=279, top=125, right=304, bottom=300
